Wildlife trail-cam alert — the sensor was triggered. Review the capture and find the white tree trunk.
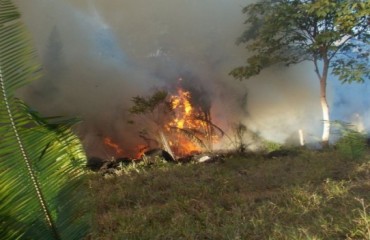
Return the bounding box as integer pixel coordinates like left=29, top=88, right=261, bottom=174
left=320, top=97, right=330, bottom=144
left=315, top=57, right=330, bottom=147
left=298, top=129, right=305, bottom=146
left=319, top=57, right=331, bottom=147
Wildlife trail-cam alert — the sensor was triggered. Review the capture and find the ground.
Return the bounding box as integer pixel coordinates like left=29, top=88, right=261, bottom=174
left=88, top=148, right=370, bottom=240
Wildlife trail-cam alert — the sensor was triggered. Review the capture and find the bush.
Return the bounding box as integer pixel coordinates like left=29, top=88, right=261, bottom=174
left=335, top=128, right=367, bottom=161
left=261, top=140, right=282, bottom=153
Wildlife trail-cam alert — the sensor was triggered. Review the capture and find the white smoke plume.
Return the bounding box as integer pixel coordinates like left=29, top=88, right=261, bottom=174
left=14, top=0, right=369, bottom=157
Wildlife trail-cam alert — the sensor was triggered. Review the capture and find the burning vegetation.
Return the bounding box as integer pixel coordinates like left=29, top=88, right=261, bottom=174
left=101, top=80, right=224, bottom=162
left=166, top=87, right=222, bottom=156
left=103, top=137, right=124, bottom=157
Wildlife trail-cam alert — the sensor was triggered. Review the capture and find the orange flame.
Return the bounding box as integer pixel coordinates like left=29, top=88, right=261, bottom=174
left=135, top=144, right=149, bottom=158
left=166, top=88, right=203, bottom=156
left=104, top=137, right=124, bottom=156
left=170, top=89, right=194, bottom=128
left=124, top=83, right=221, bottom=158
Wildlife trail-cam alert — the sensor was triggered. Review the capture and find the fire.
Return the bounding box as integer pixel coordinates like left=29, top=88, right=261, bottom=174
left=170, top=89, right=193, bottom=129
left=103, top=137, right=124, bottom=156
left=135, top=144, right=150, bottom=158
left=166, top=88, right=207, bottom=156
left=102, top=84, right=222, bottom=159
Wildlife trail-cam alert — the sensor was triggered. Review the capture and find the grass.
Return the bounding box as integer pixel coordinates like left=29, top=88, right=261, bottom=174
left=87, top=148, right=370, bottom=239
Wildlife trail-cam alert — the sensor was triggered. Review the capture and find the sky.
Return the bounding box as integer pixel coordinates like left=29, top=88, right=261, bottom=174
left=14, top=0, right=369, bottom=157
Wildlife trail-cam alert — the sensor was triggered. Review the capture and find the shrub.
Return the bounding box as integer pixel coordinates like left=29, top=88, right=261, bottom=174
left=335, top=126, right=367, bottom=161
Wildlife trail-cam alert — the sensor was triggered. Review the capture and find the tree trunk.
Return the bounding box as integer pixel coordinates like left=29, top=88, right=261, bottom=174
left=320, top=60, right=330, bottom=148
left=320, top=93, right=330, bottom=147
left=298, top=129, right=305, bottom=146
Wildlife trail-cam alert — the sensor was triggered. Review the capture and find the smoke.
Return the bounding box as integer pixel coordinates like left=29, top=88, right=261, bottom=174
left=14, top=0, right=369, bottom=157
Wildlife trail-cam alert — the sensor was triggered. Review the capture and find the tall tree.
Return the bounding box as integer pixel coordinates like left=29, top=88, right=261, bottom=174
left=30, top=26, right=64, bottom=100
left=230, top=0, right=369, bottom=146
left=44, top=26, right=65, bottom=76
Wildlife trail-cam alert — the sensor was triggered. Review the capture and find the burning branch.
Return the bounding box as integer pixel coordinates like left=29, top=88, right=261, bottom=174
left=103, top=137, right=124, bottom=156
left=168, top=126, right=208, bottom=151
left=167, top=88, right=224, bottom=153
left=128, top=86, right=224, bottom=157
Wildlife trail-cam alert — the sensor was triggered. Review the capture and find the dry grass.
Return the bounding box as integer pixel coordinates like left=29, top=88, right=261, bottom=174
left=87, top=148, right=370, bottom=240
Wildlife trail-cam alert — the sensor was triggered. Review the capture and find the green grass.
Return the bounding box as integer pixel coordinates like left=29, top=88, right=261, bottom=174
left=88, top=149, right=370, bottom=240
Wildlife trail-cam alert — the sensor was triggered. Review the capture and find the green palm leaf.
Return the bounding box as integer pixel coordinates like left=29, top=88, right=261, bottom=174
left=0, top=1, right=89, bottom=239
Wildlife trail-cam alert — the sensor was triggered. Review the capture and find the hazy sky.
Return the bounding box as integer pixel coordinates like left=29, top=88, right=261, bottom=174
left=14, top=0, right=369, bottom=157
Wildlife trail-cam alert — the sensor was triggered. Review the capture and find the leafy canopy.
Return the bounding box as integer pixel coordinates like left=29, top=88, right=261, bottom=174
left=230, top=0, right=369, bottom=83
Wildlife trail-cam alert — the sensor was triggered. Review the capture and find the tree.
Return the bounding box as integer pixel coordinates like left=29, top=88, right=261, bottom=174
left=0, top=1, right=89, bottom=239
left=230, top=0, right=369, bottom=146
left=29, top=26, right=65, bottom=102
left=129, top=90, right=175, bottom=156
left=44, top=26, right=65, bottom=76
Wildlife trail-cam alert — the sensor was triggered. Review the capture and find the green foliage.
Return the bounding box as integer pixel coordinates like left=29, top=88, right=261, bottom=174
left=332, top=57, right=369, bottom=84
left=129, top=90, right=171, bottom=115
left=262, top=139, right=283, bottom=152
left=128, top=90, right=174, bottom=151
left=333, top=121, right=367, bottom=161
left=231, top=0, right=370, bottom=82
left=229, top=122, right=263, bottom=152
left=0, top=1, right=89, bottom=239
left=128, top=90, right=173, bottom=134
left=352, top=198, right=370, bottom=240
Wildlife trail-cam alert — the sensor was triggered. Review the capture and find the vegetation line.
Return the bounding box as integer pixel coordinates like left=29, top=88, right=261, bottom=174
left=0, top=65, right=61, bottom=240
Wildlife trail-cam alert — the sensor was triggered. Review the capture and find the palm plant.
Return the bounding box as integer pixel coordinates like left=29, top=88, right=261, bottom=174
left=0, top=1, right=89, bottom=239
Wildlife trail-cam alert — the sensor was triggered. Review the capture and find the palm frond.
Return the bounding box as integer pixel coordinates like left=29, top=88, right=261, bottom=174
left=169, top=126, right=208, bottom=150
left=193, top=115, right=225, bottom=137
left=0, top=1, right=89, bottom=239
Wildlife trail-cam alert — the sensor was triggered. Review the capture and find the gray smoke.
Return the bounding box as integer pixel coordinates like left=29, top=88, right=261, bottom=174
left=14, top=0, right=369, bottom=157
